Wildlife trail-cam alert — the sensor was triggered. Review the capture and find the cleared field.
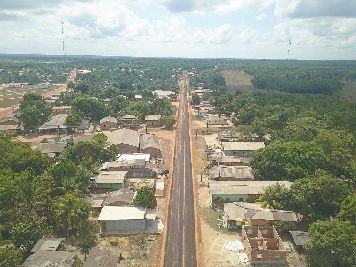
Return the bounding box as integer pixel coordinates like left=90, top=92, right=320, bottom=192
left=222, top=70, right=254, bottom=93
left=0, top=84, right=61, bottom=108
left=340, top=80, right=356, bottom=102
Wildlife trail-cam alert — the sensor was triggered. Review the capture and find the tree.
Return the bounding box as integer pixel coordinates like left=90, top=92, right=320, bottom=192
left=251, top=141, right=330, bottom=181
left=257, top=183, right=290, bottom=209
left=10, top=221, right=45, bottom=254
left=0, top=135, right=50, bottom=176
left=191, top=94, right=200, bottom=105
left=305, top=220, right=356, bottom=267
left=53, top=193, right=90, bottom=237
left=66, top=109, right=83, bottom=127
left=287, top=171, right=350, bottom=222
left=337, top=195, right=356, bottom=225
left=70, top=96, right=108, bottom=122
left=78, top=235, right=96, bottom=260
left=18, top=92, right=51, bottom=131
left=133, top=186, right=157, bottom=209
left=151, top=98, right=174, bottom=116
left=74, top=82, right=91, bottom=94
left=0, top=247, right=22, bottom=267
left=160, top=115, right=176, bottom=129
left=67, top=81, right=75, bottom=89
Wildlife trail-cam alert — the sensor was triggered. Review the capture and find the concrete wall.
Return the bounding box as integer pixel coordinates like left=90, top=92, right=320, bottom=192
left=100, top=219, right=146, bottom=234
left=100, top=121, right=117, bottom=131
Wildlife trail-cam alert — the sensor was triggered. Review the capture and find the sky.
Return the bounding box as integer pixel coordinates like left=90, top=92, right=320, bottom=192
left=1, top=0, right=356, bottom=59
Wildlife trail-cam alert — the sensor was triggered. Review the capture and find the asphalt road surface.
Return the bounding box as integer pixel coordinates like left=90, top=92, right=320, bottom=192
left=164, top=72, right=197, bottom=267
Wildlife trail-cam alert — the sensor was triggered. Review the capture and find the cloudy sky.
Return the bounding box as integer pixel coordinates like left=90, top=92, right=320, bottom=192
left=1, top=0, right=355, bottom=59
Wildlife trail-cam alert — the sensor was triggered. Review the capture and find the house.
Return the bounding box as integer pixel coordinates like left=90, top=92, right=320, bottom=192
left=289, top=231, right=311, bottom=251
left=223, top=202, right=297, bottom=228
left=209, top=166, right=254, bottom=181
left=140, top=134, right=162, bottom=158
left=31, top=238, right=66, bottom=254
left=98, top=206, right=161, bottom=234
left=0, top=115, right=19, bottom=125
left=218, top=132, right=235, bottom=142
left=102, top=188, right=135, bottom=207
left=134, top=94, right=142, bottom=101
left=23, top=237, right=77, bottom=267
left=242, top=225, right=288, bottom=264
left=120, top=114, right=137, bottom=123
left=23, top=251, right=77, bottom=267
left=209, top=155, right=250, bottom=167
left=107, top=128, right=139, bottom=153
left=209, top=181, right=293, bottom=205
left=41, top=135, right=73, bottom=146
left=73, top=134, right=95, bottom=144
left=39, top=114, right=68, bottom=134
left=222, top=142, right=265, bottom=157
left=52, top=106, right=71, bottom=115
left=100, top=160, right=156, bottom=179
left=94, top=171, right=128, bottom=191
left=37, top=143, right=67, bottom=158
left=99, top=116, right=118, bottom=131
left=153, top=90, right=176, bottom=99
left=0, top=124, right=23, bottom=135
left=145, top=115, right=161, bottom=127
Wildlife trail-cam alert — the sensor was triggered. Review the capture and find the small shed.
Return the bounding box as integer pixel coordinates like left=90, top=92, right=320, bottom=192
left=95, top=171, right=128, bottom=190
left=99, top=116, right=118, bottom=131
left=145, top=115, right=162, bottom=127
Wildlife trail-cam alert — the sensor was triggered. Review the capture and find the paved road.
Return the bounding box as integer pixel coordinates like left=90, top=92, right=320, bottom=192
left=164, top=72, right=197, bottom=267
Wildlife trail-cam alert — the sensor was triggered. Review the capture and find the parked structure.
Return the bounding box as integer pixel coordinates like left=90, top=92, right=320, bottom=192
left=100, top=116, right=118, bottom=131
left=222, top=142, right=265, bottom=157
left=98, top=206, right=160, bottom=234
left=107, top=128, right=139, bottom=153
left=140, top=134, right=162, bottom=158
left=209, top=181, right=293, bottom=204
left=223, top=202, right=297, bottom=228
left=242, top=225, right=288, bottom=264
left=209, top=166, right=254, bottom=181
left=145, top=115, right=161, bottom=127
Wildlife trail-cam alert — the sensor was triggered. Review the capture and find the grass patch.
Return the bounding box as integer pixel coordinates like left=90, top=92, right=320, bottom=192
left=221, top=70, right=254, bottom=93
left=199, top=207, right=235, bottom=235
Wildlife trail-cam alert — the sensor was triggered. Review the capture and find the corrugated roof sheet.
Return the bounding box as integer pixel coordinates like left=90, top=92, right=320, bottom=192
left=107, top=128, right=139, bottom=147
left=222, top=142, right=265, bottom=151
left=145, top=115, right=161, bottom=121
left=209, top=166, right=254, bottom=180
left=37, top=143, right=66, bottom=154
left=95, top=171, right=128, bottom=184
left=98, top=206, right=146, bottom=220
left=100, top=116, right=117, bottom=124
left=210, top=181, right=293, bottom=195
left=140, top=134, right=161, bottom=150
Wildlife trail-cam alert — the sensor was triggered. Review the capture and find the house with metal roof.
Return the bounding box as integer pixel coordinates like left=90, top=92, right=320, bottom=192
left=37, top=142, right=67, bottom=158
left=39, top=114, right=68, bottom=133
left=223, top=202, right=297, bottom=228
left=209, top=181, right=293, bottom=205
left=107, top=128, right=139, bottom=153
left=139, top=133, right=162, bottom=158
left=145, top=115, right=161, bottom=127
left=209, top=166, right=254, bottom=181
left=98, top=206, right=162, bottom=234
left=99, top=116, right=118, bottom=131
left=222, top=142, right=265, bottom=157
left=94, top=171, right=128, bottom=190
